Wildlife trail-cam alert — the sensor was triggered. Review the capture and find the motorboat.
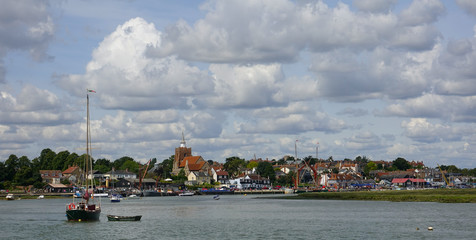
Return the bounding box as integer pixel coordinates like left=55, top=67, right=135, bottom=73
left=178, top=191, right=194, bottom=196
left=107, top=215, right=142, bottom=221
left=6, top=194, right=14, bottom=200
left=110, top=194, right=122, bottom=202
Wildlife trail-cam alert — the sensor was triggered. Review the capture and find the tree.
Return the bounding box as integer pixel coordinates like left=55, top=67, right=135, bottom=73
left=256, top=161, right=276, bottom=182
left=224, top=156, right=246, bottom=178
left=52, top=151, right=70, bottom=170
left=155, top=156, right=174, bottom=179
left=150, top=158, right=157, bottom=166
left=121, top=159, right=140, bottom=174
left=393, top=157, right=411, bottom=171
left=175, top=168, right=187, bottom=181
left=0, top=161, right=5, bottom=182
left=94, top=158, right=112, bottom=173
left=364, top=162, right=377, bottom=176
left=63, top=152, right=80, bottom=170
left=276, top=171, right=295, bottom=187
left=38, top=148, right=56, bottom=170
left=5, top=154, right=19, bottom=181
left=276, top=158, right=287, bottom=165
left=247, top=161, right=258, bottom=170
left=303, top=156, right=317, bottom=165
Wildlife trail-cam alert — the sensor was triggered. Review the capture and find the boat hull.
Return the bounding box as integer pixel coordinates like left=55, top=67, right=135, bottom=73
left=66, top=209, right=101, bottom=221
left=143, top=190, right=177, bottom=197
left=107, top=215, right=142, bottom=221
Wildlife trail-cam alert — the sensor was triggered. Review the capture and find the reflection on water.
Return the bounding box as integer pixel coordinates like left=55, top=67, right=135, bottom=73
left=1, top=195, right=476, bottom=239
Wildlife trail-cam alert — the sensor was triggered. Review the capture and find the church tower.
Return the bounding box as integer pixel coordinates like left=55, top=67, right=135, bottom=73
left=172, top=132, right=192, bottom=175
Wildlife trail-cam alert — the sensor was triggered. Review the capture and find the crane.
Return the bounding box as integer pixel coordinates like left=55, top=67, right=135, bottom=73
left=138, top=159, right=151, bottom=190
left=437, top=164, right=450, bottom=187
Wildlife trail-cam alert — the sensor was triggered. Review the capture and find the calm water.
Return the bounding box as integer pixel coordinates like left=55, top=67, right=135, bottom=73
left=1, top=194, right=475, bottom=240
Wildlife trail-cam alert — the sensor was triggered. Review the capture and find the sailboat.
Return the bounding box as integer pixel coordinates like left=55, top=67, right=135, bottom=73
left=65, top=89, right=101, bottom=221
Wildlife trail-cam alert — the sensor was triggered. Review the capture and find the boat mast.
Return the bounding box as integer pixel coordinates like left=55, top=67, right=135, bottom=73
left=86, top=93, right=91, bottom=195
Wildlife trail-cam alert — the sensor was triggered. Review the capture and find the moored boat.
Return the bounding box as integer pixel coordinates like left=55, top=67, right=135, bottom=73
left=110, top=194, right=122, bottom=202
left=107, top=215, right=142, bottom=221
left=178, top=191, right=194, bottom=196
left=65, top=90, right=101, bottom=221
left=213, top=195, right=220, bottom=200
left=6, top=194, right=15, bottom=200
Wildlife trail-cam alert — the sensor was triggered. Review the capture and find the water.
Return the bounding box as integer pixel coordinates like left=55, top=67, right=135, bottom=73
left=1, top=195, right=475, bottom=239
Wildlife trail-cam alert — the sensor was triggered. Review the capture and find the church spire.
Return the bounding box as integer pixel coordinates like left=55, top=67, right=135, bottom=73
left=180, top=131, right=186, bottom=148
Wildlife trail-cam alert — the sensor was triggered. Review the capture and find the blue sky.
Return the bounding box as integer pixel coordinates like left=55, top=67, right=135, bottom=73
left=1, top=0, right=476, bottom=168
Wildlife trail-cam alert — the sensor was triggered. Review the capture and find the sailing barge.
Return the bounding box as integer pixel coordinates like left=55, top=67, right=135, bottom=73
left=65, top=90, right=101, bottom=221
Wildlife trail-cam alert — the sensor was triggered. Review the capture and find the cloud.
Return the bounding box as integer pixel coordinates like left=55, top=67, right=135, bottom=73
left=334, top=131, right=386, bottom=151
left=456, top=0, right=476, bottom=17
left=56, top=17, right=214, bottom=111
left=311, top=46, right=437, bottom=102
left=0, top=85, right=76, bottom=125
left=147, top=0, right=442, bottom=64
left=337, top=107, right=369, bottom=117
left=353, top=0, right=397, bottom=13
left=238, top=102, right=347, bottom=134
left=196, top=64, right=284, bottom=109
left=433, top=35, right=476, bottom=96
left=401, top=118, right=473, bottom=143
left=0, top=0, right=55, bottom=83
left=147, top=0, right=303, bottom=63
left=381, top=93, right=476, bottom=122
left=399, top=0, right=445, bottom=27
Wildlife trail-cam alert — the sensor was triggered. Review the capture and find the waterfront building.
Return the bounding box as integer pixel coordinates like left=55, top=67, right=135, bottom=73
left=39, top=170, right=62, bottom=184
left=186, top=171, right=211, bottom=185
left=103, top=168, right=137, bottom=180
left=62, top=165, right=83, bottom=183
left=171, top=133, right=212, bottom=181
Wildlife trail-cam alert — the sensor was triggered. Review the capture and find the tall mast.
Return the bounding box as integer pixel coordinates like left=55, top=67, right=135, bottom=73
left=295, top=140, right=298, bottom=161
left=86, top=93, right=91, bottom=191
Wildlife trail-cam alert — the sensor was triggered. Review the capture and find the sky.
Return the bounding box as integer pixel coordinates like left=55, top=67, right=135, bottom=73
left=1, top=0, right=476, bottom=168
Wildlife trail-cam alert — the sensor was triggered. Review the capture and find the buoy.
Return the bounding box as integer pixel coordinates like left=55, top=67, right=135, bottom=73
left=416, top=227, right=419, bottom=230
left=428, top=227, right=433, bottom=231
left=78, top=219, right=82, bottom=222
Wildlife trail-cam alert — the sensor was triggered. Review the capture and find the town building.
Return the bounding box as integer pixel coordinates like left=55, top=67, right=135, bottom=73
left=62, top=166, right=82, bottom=183
left=39, top=170, right=62, bottom=184
left=171, top=133, right=212, bottom=183
left=103, top=168, right=137, bottom=180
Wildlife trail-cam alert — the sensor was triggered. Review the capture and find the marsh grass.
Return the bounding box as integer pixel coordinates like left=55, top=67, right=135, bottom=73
left=283, top=188, right=476, bottom=203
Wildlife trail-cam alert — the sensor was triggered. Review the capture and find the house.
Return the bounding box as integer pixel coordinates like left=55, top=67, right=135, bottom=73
left=280, top=165, right=297, bottom=174
left=88, top=170, right=105, bottom=180
left=103, top=168, right=137, bottom=180
left=327, top=173, right=361, bottom=189
left=391, top=178, right=427, bottom=188
left=186, top=171, right=211, bottom=185
left=39, top=170, right=62, bottom=184
left=62, top=166, right=83, bottom=183
left=377, top=170, right=414, bottom=181
left=215, top=170, right=230, bottom=185
left=44, top=183, right=73, bottom=193
left=114, top=178, right=156, bottom=190
left=182, top=156, right=211, bottom=176
left=234, top=174, right=271, bottom=189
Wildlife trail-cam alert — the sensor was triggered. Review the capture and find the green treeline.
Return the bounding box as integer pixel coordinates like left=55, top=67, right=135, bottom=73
left=0, top=148, right=155, bottom=190
left=2, top=148, right=476, bottom=191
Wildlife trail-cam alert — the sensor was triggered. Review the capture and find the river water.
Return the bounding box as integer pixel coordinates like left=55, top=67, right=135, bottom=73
left=1, top=194, right=475, bottom=239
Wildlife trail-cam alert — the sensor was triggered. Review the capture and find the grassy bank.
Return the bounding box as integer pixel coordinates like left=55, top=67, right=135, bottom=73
left=279, top=188, right=476, bottom=203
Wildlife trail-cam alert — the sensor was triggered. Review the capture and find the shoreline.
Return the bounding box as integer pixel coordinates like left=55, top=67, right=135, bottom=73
left=268, top=188, right=476, bottom=203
